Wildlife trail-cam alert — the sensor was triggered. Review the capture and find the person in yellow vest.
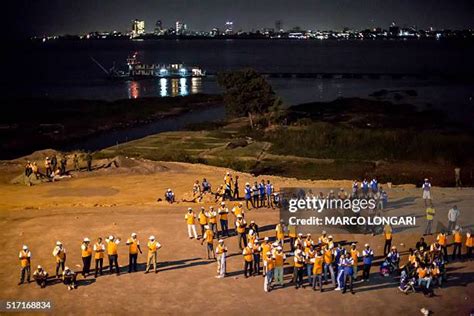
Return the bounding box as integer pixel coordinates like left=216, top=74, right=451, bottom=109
left=322, top=245, right=336, bottom=287
left=243, top=243, right=254, bottom=278
left=261, top=237, right=271, bottom=275
left=93, top=237, right=105, bottom=277
left=218, top=202, right=230, bottom=237
left=466, top=231, right=473, bottom=260
left=105, top=235, right=120, bottom=275
left=207, top=206, right=218, bottom=238
left=185, top=208, right=198, bottom=239
left=318, top=231, right=329, bottom=247
left=436, top=231, right=448, bottom=260
left=215, top=239, right=228, bottom=278
left=294, top=233, right=304, bottom=250
left=224, top=171, right=232, bottom=187
left=287, top=224, right=297, bottom=251
left=33, top=265, right=48, bottom=288
left=293, top=245, right=305, bottom=289
left=305, top=244, right=316, bottom=286
left=52, top=241, right=66, bottom=278
left=235, top=214, right=247, bottom=250
left=81, top=237, right=92, bottom=278
left=311, top=248, right=324, bottom=292
left=145, top=235, right=161, bottom=274
left=201, top=225, right=215, bottom=259
left=452, top=226, right=463, bottom=260
left=62, top=267, right=77, bottom=291
left=424, top=206, right=436, bottom=236
left=198, top=207, right=208, bottom=238
left=275, top=220, right=286, bottom=245
left=273, top=246, right=286, bottom=287
left=252, top=239, right=262, bottom=276
left=126, top=233, right=142, bottom=273
left=231, top=202, right=245, bottom=223
left=247, top=229, right=257, bottom=246
left=350, top=243, right=360, bottom=281
left=264, top=251, right=275, bottom=292
left=18, top=245, right=31, bottom=285
left=327, top=235, right=335, bottom=250
left=304, top=233, right=314, bottom=253
left=383, top=224, right=393, bottom=256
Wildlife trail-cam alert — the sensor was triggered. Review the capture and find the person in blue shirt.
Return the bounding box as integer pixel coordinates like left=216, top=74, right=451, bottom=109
left=265, top=180, right=274, bottom=208
left=370, top=178, right=378, bottom=197
left=202, top=178, right=211, bottom=193
left=362, top=243, right=374, bottom=281
left=244, top=183, right=253, bottom=209
left=342, top=255, right=354, bottom=294
left=387, top=246, right=400, bottom=273
left=258, top=180, right=266, bottom=207
left=361, top=179, right=369, bottom=198
left=164, top=188, right=175, bottom=204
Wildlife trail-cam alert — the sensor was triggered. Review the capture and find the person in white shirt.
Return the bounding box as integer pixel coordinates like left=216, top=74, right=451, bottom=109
left=447, top=205, right=460, bottom=234
left=422, top=178, right=432, bottom=207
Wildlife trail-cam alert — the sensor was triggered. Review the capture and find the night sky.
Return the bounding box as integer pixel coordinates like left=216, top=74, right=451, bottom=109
left=10, top=0, right=474, bottom=37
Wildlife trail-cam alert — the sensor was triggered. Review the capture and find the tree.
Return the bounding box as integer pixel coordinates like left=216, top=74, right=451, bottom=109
left=217, top=68, right=277, bottom=128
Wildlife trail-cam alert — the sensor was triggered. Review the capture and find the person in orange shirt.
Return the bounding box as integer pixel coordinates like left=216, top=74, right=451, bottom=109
left=93, top=237, right=105, bottom=277
left=201, top=225, right=215, bottom=259
left=452, top=226, right=463, bottom=260
left=383, top=224, right=392, bottom=256
left=198, top=207, right=208, bottom=238
left=18, top=245, right=31, bottom=285
left=80, top=237, right=92, bottom=278
left=218, top=202, right=230, bottom=237
left=235, top=215, right=247, bottom=250
left=273, top=246, right=286, bottom=287
left=275, top=220, right=286, bottom=245
left=293, top=245, right=305, bottom=289
left=466, top=231, right=473, bottom=260
left=243, top=243, right=254, bottom=278
left=350, top=243, right=360, bottom=281
left=417, top=263, right=431, bottom=289
left=311, top=248, right=324, bottom=292
left=436, top=231, right=448, bottom=260
left=287, top=224, right=297, bottom=251
left=105, top=235, right=120, bottom=276
left=264, top=251, right=275, bottom=292
left=323, top=245, right=336, bottom=287
left=126, top=233, right=142, bottom=273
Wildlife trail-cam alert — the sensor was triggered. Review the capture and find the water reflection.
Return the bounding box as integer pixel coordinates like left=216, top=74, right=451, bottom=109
left=128, top=78, right=202, bottom=98
left=160, top=78, right=167, bottom=97
left=127, top=81, right=140, bottom=99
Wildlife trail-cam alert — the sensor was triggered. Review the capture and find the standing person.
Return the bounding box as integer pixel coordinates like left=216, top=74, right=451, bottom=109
left=259, top=180, right=266, bottom=207
left=273, top=246, right=286, bottom=287
left=447, top=205, right=460, bottom=234
left=207, top=206, right=218, bottom=238
left=81, top=238, right=92, bottom=278
left=51, top=154, right=58, bottom=173
left=362, top=244, right=374, bottom=282
left=215, top=239, right=227, bottom=278
left=145, top=236, right=161, bottom=274
left=351, top=180, right=359, bottom=199
left=218, top=202, right=229, bottom=237
left=261, top=237, right=271, bottom=276
left=185, top=208, right=198, bottom=239
left=342, top=254, right=354, bottom=294
left=293, top=246, right=305, bottom=289
left=33, top=266, right=48, bottom=288
left=287, top=224, right=297, bottom=251
left=243, top=243, right=254, bottom=278
left=252, top=182, right=260, bottom=208
left=436, top=231, right=448, bottom=261
left=305, top=245, right=316, bottom=286
left=322, top=245, right=335, bottom=288
left=275, top=220, right=286, bottom=246
left=454, top=167, right=462, bottom=189
left=235, top=215, right=247, bottom=250
left=248, top=220, right=260, bottom=238
left=311, top=249, right=324, bottom=292
left=126, top=233, right=142, bottom=273
left=422, top=178, right=432, bottom=207
left=73, top=153, right=80, bottom=171
left=361, top=179, right=369, bottom=198
left=60, top=155, right=67, bottom=175
left=201, top=225, right=215, bottom=260
left=452, top=227, right=463, bottom=260
left=198, top=207, right=208, bottom=238
left=86, top=152, right=92, bottom=171
left=370, top=178, right=378, bottom=198
left=350, top=244, right=360, bottom=281
left=466, top=231, right=473, bottom=260
left=62, top=267, right=77, bottom=291
left=105, top=235, right=120, bottom=275
left=264, top=252, right=275, bottom=292
left=265, top=180, right=274, bottom=208
left=383, top=224, right=393, bottom=256
left=252, top=239, right=262, bottom=276
left=233, top=175, right=240, bottom=200
left=45, top=157, right=52, bottom=177
left=52, top=241, right=66, bottom=278
left=424, top=205, right=436, bottom=235
left=18, top=245, right=31, bottom=285
left=93, top=237, right=105, bottom=277
left=244, top=183, right=253, bottom=209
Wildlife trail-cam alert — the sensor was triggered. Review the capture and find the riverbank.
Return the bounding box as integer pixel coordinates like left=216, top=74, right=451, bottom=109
left=0, top=94, right=221, bottom=159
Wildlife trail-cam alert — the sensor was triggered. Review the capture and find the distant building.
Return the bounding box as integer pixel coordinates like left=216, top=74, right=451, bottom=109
left=154, top=20, right=163, bottom=35
left=389, top=22, right=400, bottom=37
left=132, top=19, right=145, bottom=37
left=275, top=20, right=283, bottom=32
left=225, top=21, right=234, bottom=35
left=176, top=21, right=184, bottom=34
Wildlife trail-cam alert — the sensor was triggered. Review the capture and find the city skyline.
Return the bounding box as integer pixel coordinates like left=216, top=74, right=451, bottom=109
left=10, top=0, right=474, bottom=38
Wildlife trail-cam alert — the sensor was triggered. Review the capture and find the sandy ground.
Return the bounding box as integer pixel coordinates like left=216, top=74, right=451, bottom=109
left=0, top=157, right=473, bottom=315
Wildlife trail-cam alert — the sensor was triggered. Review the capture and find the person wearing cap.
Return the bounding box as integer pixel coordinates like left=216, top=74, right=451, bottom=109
left=287, top=223, right=297, bottom=251
left=293, top=245, right=305, bottom=289
left=383, top=224, right=393, bottom=256
left=93, top=237, right=105, bottom=277
left=247, top=229, right=257, bottom=246
left=258, top=180, right=266, bottom=207
left=198, top=207, right=208, bottom=238
left=350, top=244, right=360, bottom=280
left=62, top=267, right=77, bottom=290
left=319, top=231, right=328, bottom=247
left=452, top=226, right=463, bottom=260
left=215, top=239, right=227, bottom=278
left=201, top=225, right=215, bottom=259
left=341, top=253, right=355, bottom=294
left=185, top=208, right=198, bottom=239
left=81, top=237, right=92, bottom=278
left=105, top=235, right=120, bottom=275
left=252, top=239, right=262, bottom=275
left=275, top=220, right=286, bottom=245
left=18, top=245, right=31, bottom=285
left=466, top=231, right=473, bottom=260
left=387, top=246, right=400, bottom=273
left=244, top=183, right=253, bottom=209
left=264, top=251, right=275, bottom=292
left=422, top=178, right=432, bottom=207
left=231, top=202, right=244, bottom=232
left=243, top=243, right=254, bottom=278
left=436, top=231, right=448, bottom=261
left=424, top=205, right=436, bottom=236
left=207, top=206, right=218, bottom=238
left=145, top=235, right=161, bottom=274
left=235, top=214, right=247, bottom=250
left=52, top=241, right=66, bottom=278
left=33, top=265, right=48, bottom=288
left=218, top=202, right=229, bottom=237
left=294, top=233, right=304, bottom=250
left=362, top=243, right=374, bottom=281
left=261, top=237, right=271, bottom=275
left=265, top=180, right=274, bottom=208
left=326, top=235, right=334, bottom=250
left=322, top=245, right=335, bottom=288
left=126, top=233, right=142, bottom=273
left=311, top=248, right=324, bottom=292
left=248, top=220, right=259, bottom=238
left=252, top=182, right=260, bottom=208
left=305, top=244, right=316, bottom=286
left=224, top=171, right=232, bottom=186
left=273, top=246, right=286, bottom=286
left=165, top=188, right=175, bottom=204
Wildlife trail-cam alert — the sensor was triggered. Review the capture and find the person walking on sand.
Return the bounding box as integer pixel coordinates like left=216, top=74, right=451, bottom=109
left=51, top=154, right=57, bottom=173
left=436, top=231, right=448, bottom=261
left=106, top=235, right=120, bottom=275
left=145, top=236, right=161, bottom=274
left=81, top=237, right=92, bottom=278
left=215, top=239, right=227, bottom=278
left=198, top=207, right=208, bottom=238
left=466, top=231, right=473, bottom=260
left=447, top=205, right=460, bottom=234
left=218, top=202, right=230, bottom=237
left=93, top=237, right=105, bottom=277
left=18, top=245, right=31, bottom=285
left=126, top=233, right=142, bottom=273
left=201, top=225, right=215, bottom=260
left=185, top=208, right=198, bottom=239
left=53, top=241, right=66, bottom=278
left=424, top=205, right=436, bottom=236
left=422, top=178, right=432, bottom=207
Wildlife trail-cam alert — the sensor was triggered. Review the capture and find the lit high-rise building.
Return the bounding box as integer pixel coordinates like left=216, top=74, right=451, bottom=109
left=176, top=21, right=184, bottom=34
left=154, top=20, right=163, bottom=35
left=132, top=19, right=145, bottom=37
left=275, top=20, right=283, bottom=32
left=225, top=21, right=234, bottom=35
